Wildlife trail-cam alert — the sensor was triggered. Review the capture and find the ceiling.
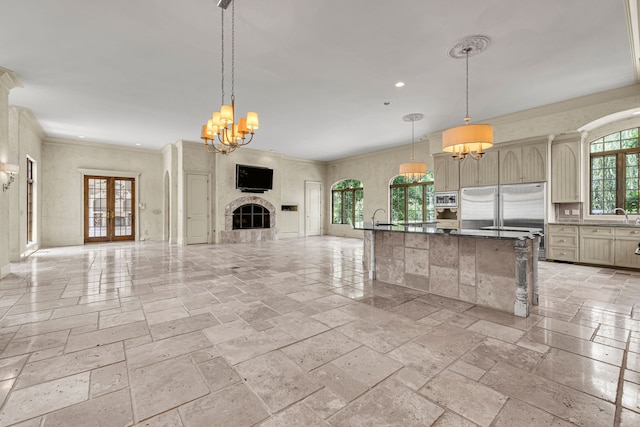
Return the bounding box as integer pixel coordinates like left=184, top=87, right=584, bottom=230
left=1, top=0, right=637, bottom=161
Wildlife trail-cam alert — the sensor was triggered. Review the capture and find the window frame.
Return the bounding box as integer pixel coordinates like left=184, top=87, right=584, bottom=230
left=26, top=157, right=34, bottom=244
left=389, top=174, right=435, bottom=223
left=589, top=127, right=640, bottom=215
left=331, top=180, right=363, bottom=225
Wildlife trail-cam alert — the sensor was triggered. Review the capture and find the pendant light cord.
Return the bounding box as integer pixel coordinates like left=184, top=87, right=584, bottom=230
left=411, top=119, right=415, bottom=161
left=221, top=8, right=225, bottom=105
left=465, top=48, right=470, bottom=123
left=231, top=0, right=235, bottom=100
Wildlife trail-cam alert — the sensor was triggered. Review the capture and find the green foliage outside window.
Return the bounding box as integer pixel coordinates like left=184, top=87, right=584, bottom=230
left=590, top=128, right=640, bottom=214
left=332, top=179, right=363, bottom=224
left=390, top=172, right=434, bottom=223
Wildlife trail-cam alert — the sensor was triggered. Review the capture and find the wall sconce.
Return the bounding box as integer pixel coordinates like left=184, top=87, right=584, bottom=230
left=2, top=163, right=19, bottom=192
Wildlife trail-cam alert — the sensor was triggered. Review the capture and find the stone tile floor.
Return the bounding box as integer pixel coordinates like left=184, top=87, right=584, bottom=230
left=0, top=237, right=639, bottom=426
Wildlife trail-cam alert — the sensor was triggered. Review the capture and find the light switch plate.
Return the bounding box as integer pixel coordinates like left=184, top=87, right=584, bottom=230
left=564, top=210, right=570, bottom=215
left=571, top=209, right=579, bottom=215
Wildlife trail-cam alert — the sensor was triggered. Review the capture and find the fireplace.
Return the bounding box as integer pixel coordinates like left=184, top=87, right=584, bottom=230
left=221, top=196, right=277, bottom=243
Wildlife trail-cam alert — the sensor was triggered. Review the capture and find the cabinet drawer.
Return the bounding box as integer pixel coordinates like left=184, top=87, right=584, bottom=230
left=548, top=234, right=578, bottom=248
left=548, top=247, right=579, bottom=262
left=548, top=224, right=578, bottom=235
left=580, top=227, right=614, bottom=237
left=615, top=227, right=640, bottom=239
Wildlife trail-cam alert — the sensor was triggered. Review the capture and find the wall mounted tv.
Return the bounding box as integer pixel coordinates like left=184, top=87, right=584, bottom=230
left=236, top=164, right=273, bottom=193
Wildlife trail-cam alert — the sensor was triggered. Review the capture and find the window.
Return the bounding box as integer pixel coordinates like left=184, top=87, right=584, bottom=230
left=332, top=179, right=363, bottom=224
left=590, top=128, right=639, bottom=214
left=390, top=172, right=435, bottom=223
left=26, top=158, right=34, bottom=243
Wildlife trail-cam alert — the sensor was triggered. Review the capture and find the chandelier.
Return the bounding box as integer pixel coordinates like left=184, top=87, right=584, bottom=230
left=442, top=36, right=493, bottom=160
left=399, top=113, right=427, bottom=182
left=201, top=0, right=258, bottom=154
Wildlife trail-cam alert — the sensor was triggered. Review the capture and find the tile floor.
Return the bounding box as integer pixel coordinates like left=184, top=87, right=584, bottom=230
left=0, top=237, right=639, bottom=426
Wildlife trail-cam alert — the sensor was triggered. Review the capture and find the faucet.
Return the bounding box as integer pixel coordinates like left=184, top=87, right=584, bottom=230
left=613, top=208, right=629, bottom=224
left=372, top=208, right=385, bottom=225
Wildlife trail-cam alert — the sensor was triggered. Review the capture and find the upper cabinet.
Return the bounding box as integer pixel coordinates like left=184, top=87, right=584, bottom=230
left=433, top=154, right=459, bottom=191
left=551, top=136, right=581, bottom=203
left=459, top=150, right=499, bottom=187
left=499, top=141, right=547, bottom=184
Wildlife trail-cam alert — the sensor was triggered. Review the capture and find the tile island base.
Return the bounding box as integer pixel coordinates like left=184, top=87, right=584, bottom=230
left=361, top=227, right=540, bottom=317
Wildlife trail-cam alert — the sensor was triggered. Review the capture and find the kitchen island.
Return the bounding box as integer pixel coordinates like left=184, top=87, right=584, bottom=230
left=355, top=222, right=542, bottom=317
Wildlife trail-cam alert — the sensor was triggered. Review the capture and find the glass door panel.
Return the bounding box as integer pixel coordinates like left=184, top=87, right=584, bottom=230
left=84, top=176, right=135, bottom=243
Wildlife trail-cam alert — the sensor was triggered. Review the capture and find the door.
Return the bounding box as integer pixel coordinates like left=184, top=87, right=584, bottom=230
left=85, top=176, right=135, bottom=243
left=305, top=181, right=322, bottom=236
left=186, top=173, right=209, bottom=244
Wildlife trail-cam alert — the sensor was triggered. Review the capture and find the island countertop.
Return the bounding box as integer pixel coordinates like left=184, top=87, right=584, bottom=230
left=353, top=222, right=542, bottom=240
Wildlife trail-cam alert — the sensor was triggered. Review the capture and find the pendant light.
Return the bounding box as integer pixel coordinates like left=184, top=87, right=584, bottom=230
left=201, top=0, right=259, bottom=154
left=399, top=113, right=427, bottom=182
left=442, top=36, right=493, bottom=160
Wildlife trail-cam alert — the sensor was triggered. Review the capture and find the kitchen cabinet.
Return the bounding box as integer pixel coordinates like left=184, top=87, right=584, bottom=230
left=579, top=226, right=615, bottom=266
left=434, top=154, right=459, bottom=191
left=499, top=141, right=547, bottom=184
left=547, top=224, right=579, bottom=262
left=614, top=227, right=640, bottom=268
left=551, top=137, right=581, bottom=203
left=459, top=151, right=499, bottom=188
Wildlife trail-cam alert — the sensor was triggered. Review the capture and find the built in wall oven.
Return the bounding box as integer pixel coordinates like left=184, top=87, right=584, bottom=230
left=434, top=191, right=458, bottom=208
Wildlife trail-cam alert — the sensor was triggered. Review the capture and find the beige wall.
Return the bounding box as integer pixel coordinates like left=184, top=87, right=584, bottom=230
left=2, top=82, right=640, bottom=271
left=41, top=139, right=164, bottom=246
left=9, top=107, right=43, bottom=260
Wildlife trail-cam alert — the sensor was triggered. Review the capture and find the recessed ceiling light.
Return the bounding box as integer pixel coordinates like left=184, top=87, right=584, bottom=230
left=78, top=135, right=85, bottom=138
left=135, top=143, right=142, bottom=146
left=395, top=82, right=405, bottom=88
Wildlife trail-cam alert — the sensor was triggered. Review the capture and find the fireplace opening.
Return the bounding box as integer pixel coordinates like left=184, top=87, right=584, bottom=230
left=232, top=204, right=271, bottom=230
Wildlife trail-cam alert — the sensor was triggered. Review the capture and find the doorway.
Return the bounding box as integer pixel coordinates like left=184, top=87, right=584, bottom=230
left=84, top=176, right=135, bottom=243
left=305, top=181, right=322, bottom=236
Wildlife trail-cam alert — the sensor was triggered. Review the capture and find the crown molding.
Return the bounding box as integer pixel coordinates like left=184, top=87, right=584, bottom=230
left=44, top=136, right=162, bottom=155
left=625, top=0, right=640, bottom=83
left=10, top=106, right=46, bottom=139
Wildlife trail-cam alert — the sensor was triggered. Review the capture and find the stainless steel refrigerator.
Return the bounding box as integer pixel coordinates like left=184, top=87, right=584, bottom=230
left=460, top=182, right=546, bottom=255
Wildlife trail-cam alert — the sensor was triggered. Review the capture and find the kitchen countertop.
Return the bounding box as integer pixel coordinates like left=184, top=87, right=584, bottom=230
left=353, top=222, right=542, bottom=240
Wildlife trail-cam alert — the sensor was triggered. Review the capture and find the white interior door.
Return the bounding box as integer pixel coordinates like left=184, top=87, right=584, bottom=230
left=186, top=173, right=209, bottom=244
left=305, top=181, right=322, bottom=236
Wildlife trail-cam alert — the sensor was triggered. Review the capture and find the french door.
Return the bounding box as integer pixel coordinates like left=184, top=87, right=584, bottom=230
left=84, top=176, right=135, bottom=243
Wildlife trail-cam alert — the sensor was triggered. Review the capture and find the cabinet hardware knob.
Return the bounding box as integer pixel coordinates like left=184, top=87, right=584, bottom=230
left=560, top=239, right=566, bottom=242
left=561, top=252, right=566, bottom=255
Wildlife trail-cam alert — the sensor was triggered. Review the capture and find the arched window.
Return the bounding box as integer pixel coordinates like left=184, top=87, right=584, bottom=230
left=590, top=128, right=639, bottom=214
left=390, top=172, right=435, bottom=223
left=332, top=179, right=363, bottom=224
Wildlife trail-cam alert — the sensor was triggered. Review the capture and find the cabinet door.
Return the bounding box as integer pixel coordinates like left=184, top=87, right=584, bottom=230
left=551, top=141, right=580, bottom=202
left=522, top=142, right=547, bottom=182
left=499, top=147, right=522, bottom=184
left=459, top=157, right=478, bottom=188
left=615, top=239, right=640, bottom=268
left=433, top=156, right=446, bottom=192
left=579, top=236, right=614, bottom=265
left=445, top=156, right=460, bottom=190
left=478, top=150, right=499, bottom=186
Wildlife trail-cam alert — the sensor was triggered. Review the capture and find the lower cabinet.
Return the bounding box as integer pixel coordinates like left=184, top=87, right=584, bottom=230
left=615, top=227, right=640, bottom=268
left=579, top=226, right=615, bottom=266
left=547, top=224, right=638, bottom=268
left=547, top=224, right=579, bottom=262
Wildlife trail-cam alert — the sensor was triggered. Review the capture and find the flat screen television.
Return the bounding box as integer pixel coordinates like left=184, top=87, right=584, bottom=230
left=236, top=164, right=273, bottom=193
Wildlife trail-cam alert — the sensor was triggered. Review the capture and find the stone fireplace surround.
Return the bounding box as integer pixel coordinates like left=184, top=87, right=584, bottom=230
left=220, top=196, right=278, bottom=243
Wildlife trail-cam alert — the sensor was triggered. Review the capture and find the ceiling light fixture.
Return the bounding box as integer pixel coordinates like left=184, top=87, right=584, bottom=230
left=399, top=113, right=427, bottom=182
left=201, top=0, right=259, bottom=154
left=442, top=36, right=493, bottom=160
left=395, top=81, right=405, bottom=87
